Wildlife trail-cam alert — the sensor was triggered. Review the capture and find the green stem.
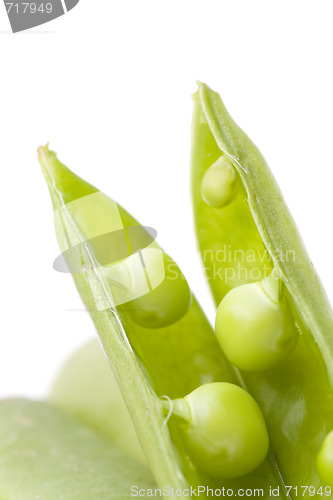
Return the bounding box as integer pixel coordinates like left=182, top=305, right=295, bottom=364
left=160, top=397, right=191, bottom=425
left=261, top=272, right=281, bottom=304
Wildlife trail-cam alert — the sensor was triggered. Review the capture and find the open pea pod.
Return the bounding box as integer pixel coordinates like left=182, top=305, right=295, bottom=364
left=39, top=146, right=283, bottom=496
left=191, top=82, right=333, bottom=489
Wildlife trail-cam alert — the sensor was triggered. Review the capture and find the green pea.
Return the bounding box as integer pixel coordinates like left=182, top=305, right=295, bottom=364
left=215, top=275, right=299, bottom=372
left=316, top=431, right=333, bottom=487
left=201, top=156, right=238, bottom=208
left=164, top=382, right=269, bottom=479
left=110, top=249, right=192, bottom=329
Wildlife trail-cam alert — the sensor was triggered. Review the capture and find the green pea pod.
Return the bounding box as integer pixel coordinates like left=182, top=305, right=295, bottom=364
left=191, top=82, right=333, bottom=488
left=0, top=399, right=155, bottom=499
left=39, top=146, right=283, bottom=495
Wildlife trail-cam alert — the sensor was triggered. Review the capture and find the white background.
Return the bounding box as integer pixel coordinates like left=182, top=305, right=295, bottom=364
left=0, top=1, right=333, bottom=399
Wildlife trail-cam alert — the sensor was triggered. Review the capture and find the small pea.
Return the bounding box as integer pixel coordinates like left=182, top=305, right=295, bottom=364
left=316, top=431, right=333, bottom=487
left=108, top=249, right=192, bottom=329
left=164, top=382, right=269, bottom=479
left=201, top=156, right=238, bottom=208
left=215, top=276, right=299, bottom=372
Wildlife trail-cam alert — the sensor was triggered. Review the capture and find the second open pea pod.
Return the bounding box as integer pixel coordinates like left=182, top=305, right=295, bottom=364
left=191, top=82, right=333, bottom=488
left=39, top=146, right=283, bottom=495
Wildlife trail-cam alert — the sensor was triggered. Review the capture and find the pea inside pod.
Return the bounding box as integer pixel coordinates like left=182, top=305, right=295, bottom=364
left=215, top=273, right=299, bottom=372
left=110, top=249, right=192, bottom=329
left=162, top=382, right=269, bottom=479
left=316, top=431, right=333, bottom=487
left=201, top=156, right=238, bottom=208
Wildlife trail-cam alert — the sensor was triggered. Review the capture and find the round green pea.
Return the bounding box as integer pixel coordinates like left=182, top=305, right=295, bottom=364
left=115, top=250, right=192, bottom=329
left=201, top=156, right=238, bottom=208
left=175, top=382, right=269, bottom=479
left=215, top=281, right=298, bottom=372
left=316, top=431, right=333, bottom=487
